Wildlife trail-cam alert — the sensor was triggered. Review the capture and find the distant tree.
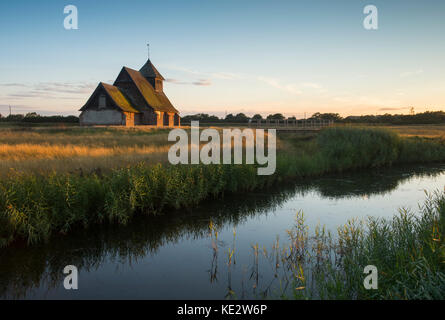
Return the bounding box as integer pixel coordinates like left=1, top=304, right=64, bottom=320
left=233, top=113, right=249, bottom=123
left=310, top=112, right=342, bottom=121
left=25, top=112, right=39, bottom=118
left=288, top=116, right=297, bottom=120
left=181, top=113, right=220, bottom=123
left=266, top=113, right=285, bottom=120
left=342, top=110, right=445, bottom=125
left=180, top=110, right=445, bottom=125
left=225, top=113, right=235, bottom=122
left=6, top=114, right=24, bottom=121
left=64, top=115, right=80, bottom=123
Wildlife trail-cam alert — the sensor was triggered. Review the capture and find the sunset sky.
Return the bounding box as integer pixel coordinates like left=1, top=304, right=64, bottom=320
left=1, top=0, right=445, bottom=118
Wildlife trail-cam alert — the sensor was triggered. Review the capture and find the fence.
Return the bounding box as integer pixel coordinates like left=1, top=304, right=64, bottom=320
left=248, top=119, right=334, bottom=129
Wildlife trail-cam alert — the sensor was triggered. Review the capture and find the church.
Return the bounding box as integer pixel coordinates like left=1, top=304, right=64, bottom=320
left=79, top=58, right=180, bottom=127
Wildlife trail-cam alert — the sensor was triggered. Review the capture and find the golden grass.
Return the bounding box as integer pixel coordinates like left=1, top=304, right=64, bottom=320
left=336, top=124, right=445, bottom=138
left=376, top=124, right=445, bottom=138
left=0, top=128, right=171, bottom=147
left=8, top=124, right=430, bottom=176
left=0, top=126, right=283, bottom=176
left=0, top=127, right=173, bottom=175
left=0, top=143, right=170, bottom=160
left=2, top=123, right=442, bottom=176
left=0, top=153, right=170, bottom=176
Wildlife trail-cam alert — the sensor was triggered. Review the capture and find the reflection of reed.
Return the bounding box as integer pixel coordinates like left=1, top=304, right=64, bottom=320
left=1, top=164, right=444, bottom=299
left=250, top=244, right=259, bottom=294
left=208, top=220, right=219, bottom=284
left=224, top=227, right=236, bottom=299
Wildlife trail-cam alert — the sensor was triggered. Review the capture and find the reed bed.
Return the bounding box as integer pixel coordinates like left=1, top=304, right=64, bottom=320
left=248, top=191, right=445, bottom=299
left=1, top=127, right=445, bottom=248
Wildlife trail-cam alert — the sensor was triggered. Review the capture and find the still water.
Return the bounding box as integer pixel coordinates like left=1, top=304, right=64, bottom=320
left=1, top=164, right=445, bottom=299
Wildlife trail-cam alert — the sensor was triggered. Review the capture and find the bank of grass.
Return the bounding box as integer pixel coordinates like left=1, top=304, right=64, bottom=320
left=272, top=191, right=445, bottom=299
left=1, top=127, right=445, bottom=247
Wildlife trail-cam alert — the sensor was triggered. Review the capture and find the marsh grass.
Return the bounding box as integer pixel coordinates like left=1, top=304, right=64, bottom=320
left=0, top=164, right=271, bottom=247
left=2, top=126, right=445, bottom=247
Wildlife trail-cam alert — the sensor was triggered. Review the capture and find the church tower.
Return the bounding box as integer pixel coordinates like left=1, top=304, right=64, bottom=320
left=139, top=58, right=165, bottom=92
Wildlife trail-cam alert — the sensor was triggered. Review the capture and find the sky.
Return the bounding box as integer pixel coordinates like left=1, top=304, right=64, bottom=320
left=1, top=0, right=445, bottom=118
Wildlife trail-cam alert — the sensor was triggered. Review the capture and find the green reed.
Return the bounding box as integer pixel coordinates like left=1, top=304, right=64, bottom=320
left=248, top=192, right=444, bottom=300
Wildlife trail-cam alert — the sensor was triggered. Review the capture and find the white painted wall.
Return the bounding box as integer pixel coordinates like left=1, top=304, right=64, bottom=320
left=79, top=110, right=124, bottom=125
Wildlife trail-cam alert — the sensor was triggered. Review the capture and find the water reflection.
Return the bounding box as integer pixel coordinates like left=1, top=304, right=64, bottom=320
left=295, top=165, right=445, bottom=199
left=1, top=164, right=445, bottom=299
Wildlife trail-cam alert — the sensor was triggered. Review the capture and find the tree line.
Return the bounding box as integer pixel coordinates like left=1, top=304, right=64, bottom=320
left=2, top=110, right=445, bottom=125
left=181, top=111, right=445, bottom=125
left=0, top=112, right=79, bottom=123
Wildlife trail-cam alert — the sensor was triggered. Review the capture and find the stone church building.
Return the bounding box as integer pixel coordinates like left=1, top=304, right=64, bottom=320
left=79, top=58, right=180, bottom=127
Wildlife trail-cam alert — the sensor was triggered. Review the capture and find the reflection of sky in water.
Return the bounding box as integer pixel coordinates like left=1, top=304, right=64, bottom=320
left=3, top=165, right=445, bottom=299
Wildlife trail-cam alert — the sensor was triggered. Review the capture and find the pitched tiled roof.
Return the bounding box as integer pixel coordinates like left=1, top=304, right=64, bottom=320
left=101, top=83, right=140, bottom=113
left=140, top=59, right=165, bottom=80
left=123, top=67, right=179, bottom=113
left=80, top=83, right=139, bottom=113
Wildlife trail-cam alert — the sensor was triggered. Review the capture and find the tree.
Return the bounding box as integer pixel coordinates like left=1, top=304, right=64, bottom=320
left=6, top=114, right=24, bottom=121
left=252, top=114, right=263, bottom=120
left=310, top=112, right=342, bottom=121
left=25, top=112, right=39, bottom=118
left=266, top=113, right=285, bottom=120
left=233, top=113, right=249, bottom=123
left=181, top=113, right=220, bottom=123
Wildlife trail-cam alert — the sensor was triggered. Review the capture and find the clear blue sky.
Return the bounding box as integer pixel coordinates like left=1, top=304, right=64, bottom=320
left=1, top=0, right=445, bottom=117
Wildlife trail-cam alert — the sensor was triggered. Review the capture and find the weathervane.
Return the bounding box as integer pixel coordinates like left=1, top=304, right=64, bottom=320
left=147, top=43, right=150, bottom=59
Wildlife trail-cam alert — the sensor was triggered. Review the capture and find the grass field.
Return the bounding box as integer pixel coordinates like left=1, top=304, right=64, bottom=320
left=0, top=126, right=293, bottom=176
left=378, top=124, right=445, bottom=138
left=334, top=123, right=445, bottom=138
left=0, top=123, right=444, bottom=178
left=0, top=127, right=173, bottom=175
left=1, top=123, right=445, bottom=176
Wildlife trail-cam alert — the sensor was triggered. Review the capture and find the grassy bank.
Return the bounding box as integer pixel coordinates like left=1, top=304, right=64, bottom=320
left=1, top=127, right=445, bottom=247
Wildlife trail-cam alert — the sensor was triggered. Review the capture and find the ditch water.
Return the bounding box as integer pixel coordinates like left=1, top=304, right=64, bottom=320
left=1, top=164, right=445, bottom=299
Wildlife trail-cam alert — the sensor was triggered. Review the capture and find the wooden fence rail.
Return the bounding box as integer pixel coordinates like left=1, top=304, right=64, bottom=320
left=248, top=119, right=334, bottom=129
